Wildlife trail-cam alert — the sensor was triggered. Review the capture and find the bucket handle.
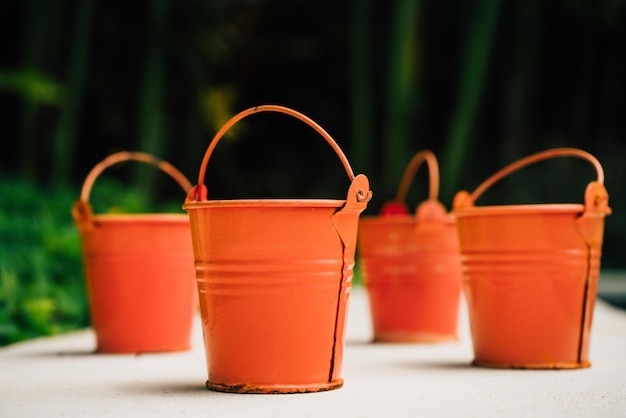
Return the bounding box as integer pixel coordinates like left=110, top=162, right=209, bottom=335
left=187, top=104, right=371, bottom=204
left=381, top=149, right=438, bottom=213
left=453, top=147, right=611, bottom=215
left=381, top=150, right=450, bottom=223
left=395, top=149, right=439, bottom=204
left=72, top=151, right=193, bottom=224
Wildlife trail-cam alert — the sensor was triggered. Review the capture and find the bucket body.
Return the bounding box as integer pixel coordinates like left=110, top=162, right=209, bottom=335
left=73, top=151, right=197, bottom=354
left=452, top=148, right=611, bottom=369
left=358, top=208, right=462, bottom=342
left=183, top=105, right=371, bottom=393
left=78, top=214, right=197, bottom=353
left=455, top=206, right=604, bottom=368
left=357, top=150, right=462, bottom=342
left=186, top=200, right=357, bottom=393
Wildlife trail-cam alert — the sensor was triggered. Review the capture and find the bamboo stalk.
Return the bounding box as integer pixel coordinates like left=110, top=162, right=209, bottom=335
left=384, top=0, right=419, bottom=195
left=349, top=0, right=374, bottom=177
left=440, top=0, right=500, bottom=201
left=17, top=0, right=47, bottom=180
left=135, top=0, right=169, bottom=201
left=51, top=0, right=94, bottom=186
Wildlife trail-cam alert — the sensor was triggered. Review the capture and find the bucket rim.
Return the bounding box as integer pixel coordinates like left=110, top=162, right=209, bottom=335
left=452, top=203, right=585, bottom=217
left=183, top=198, right=346, bottom=209
left=88, top=213, right=190, bottom=223
left=359, top=213, right=455, bottom=225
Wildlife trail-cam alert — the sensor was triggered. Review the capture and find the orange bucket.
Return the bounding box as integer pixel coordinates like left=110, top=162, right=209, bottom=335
left=183, top=105, right=371, bottom=394
left=72, top=152, right=197, bottom=354
left=357, top=150, right=463, bottom=342
left=452, top=148, right=611, bottom=369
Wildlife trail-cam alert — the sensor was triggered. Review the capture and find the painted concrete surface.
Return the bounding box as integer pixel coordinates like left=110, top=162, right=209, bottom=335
left=2, top=286, right=626, bottom=417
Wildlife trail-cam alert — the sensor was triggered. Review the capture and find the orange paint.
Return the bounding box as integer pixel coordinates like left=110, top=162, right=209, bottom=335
left=452, top=148, right=611, bottom=369
left=72, top=152, right=197, bottom=354
left=358, top=150, right=463, bottom=342
left=183, top=105, right=371, bottom=393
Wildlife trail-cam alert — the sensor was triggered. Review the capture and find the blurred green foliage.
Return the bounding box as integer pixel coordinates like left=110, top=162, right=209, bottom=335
left=0, top=70, right=62, bottom=104
left=0, top=178, right=86, bottom=345
left=0, top=176, right=185, bottom=346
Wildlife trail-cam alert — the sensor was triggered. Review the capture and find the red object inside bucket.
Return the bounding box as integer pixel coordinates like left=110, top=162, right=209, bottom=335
left=380, top=201, right=409, bottom=216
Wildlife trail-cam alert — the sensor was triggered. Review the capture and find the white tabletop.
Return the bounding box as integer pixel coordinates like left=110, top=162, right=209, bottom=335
left=2, top=286, right=626, bottom=417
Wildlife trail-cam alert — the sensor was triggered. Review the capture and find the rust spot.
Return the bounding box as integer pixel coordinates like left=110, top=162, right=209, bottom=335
left=206, top=380, right=344, bottom=394
left=471, top=360, right=590, bottom=370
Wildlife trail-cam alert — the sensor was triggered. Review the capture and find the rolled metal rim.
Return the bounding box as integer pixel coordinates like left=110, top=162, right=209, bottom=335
left=453, top=203, right=585, bottom=217
left=183, top=198, right=345, bottom=209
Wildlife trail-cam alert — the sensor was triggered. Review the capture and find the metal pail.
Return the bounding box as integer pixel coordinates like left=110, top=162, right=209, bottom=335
left=358, top=150, right=463, bottom=342
left=452, top=148, right=611, bottom=368
left=72, top=152, right=197, bottom=353
left=183, top=105, right=371, bottom=394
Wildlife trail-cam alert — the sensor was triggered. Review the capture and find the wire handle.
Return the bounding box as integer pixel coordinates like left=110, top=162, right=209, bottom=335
left=72, top=151, right=192, bottom=224
left=380, top=150, right=440, bottom=216
left=187, top=105, right=367, bottom=202
left=453, top=148, right=608, bottom=211
left=395, top=149, right=439, bottom=203
left=79, top=151, right=192, bottom=203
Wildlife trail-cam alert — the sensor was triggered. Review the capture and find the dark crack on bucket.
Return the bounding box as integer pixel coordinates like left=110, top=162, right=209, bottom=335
left=577, top=240, right=593, bottom=365
left=328, top=250, right=347, bottom=384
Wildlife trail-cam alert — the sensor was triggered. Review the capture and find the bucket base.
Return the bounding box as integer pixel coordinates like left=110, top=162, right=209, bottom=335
left=471, top=359, right=591, bottom=370
left=206, top=379, right=344, bottom=394
left=373, top=333, right=458, bottom=344
left=96, top=343, right=191, bottom=355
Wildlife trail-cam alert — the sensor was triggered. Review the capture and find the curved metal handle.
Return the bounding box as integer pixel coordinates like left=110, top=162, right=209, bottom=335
left=454, top=148, right=606, bottom=209
left=189, top=105, right=360, bottom=202
left=395, top=149, right=439, bottom=203
left=78, top=151, right=192, bottom=203
left=380, top=150, right=439, bottom=216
